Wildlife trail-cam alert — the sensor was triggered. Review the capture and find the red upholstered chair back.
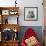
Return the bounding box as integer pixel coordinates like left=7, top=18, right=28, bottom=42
left=21, top=28, right=41, bottom=46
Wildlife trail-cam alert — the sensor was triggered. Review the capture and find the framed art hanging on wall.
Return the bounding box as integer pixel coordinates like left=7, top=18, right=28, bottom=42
left=24, top=7, right=38, bottom=21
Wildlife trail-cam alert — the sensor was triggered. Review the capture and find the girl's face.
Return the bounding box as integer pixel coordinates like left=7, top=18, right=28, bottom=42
left=25, top=36, right=38, bottom=46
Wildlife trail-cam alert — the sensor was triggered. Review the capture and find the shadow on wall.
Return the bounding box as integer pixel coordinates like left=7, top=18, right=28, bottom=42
left=18, top=26, right=43, bottom=43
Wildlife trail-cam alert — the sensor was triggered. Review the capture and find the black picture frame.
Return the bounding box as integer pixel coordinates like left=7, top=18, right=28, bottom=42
left=24, top=7, right=38, bottom=21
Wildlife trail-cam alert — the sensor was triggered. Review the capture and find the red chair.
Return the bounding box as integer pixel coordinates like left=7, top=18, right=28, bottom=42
left=21, top=28, right=41, bottom=46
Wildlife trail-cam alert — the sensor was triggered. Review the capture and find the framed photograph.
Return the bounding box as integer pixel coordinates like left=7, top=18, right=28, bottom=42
left=24, top=7, right=38, bottom=21
left=2, top=10, right=9, bottom=15
left=9, top=10, right=18, bottom=15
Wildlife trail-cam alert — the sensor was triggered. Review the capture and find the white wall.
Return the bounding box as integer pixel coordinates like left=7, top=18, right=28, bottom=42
left=19, top=0, right=44, bottom=26
left=0, top=0, right=15, bottom=7
left=0, top=0, right=44, bottom=26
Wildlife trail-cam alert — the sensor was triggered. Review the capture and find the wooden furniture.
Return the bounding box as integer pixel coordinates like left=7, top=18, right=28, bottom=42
left=44, top=27, right=46, bottom=46
left=43, top=0, right=46, bottom=46
left=0, top=24, right=19, bottom=32
left=44, top=0, right=46, bottom=26
left=0, top=7, right=19, bottom=46
left=0, top=41, right=2, bottom=46
left=0, top=7, right=19, bottom=24
left=2, top=41, right=19, bottom=46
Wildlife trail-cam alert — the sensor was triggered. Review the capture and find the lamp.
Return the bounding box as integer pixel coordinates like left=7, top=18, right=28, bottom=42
left=15, top=0, right=17, bottom=7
